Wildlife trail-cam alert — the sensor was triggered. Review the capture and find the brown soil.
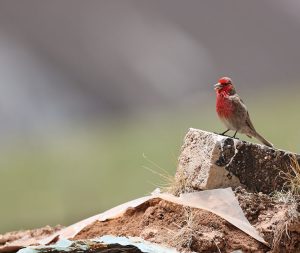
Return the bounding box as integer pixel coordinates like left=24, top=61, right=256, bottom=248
left=235, top=187, right=300, bottom=253
left=1, top=189, right=299, bottom=253
left=74, top=187, right=300, bottom=253
left=74, top=198, right=268, bottom=253
left=0, top=225, right=63, bottom=246
left=0, top=225, right=63, bottom=253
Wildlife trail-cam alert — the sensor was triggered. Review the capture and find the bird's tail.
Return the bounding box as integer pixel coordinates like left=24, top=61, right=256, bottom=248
left=253, top=132, right=273, bottom=148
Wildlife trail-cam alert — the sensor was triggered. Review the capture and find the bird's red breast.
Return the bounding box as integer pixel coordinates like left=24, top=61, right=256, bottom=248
left=215, top=76, right=236, bottom=118
left=216, top=92, right=234, bottom=119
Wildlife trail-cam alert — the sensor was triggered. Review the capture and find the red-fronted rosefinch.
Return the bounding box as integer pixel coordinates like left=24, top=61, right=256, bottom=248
left=214, top=77, right=273, bottom=147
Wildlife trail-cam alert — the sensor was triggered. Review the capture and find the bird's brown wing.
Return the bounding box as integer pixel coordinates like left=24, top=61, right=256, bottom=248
left=230, top=95, right=248, bottom=118
left=236, top=97, right=256, bottom=131
left=245, top=111, right=256, bottom=131
left=245, top=112, right=256, bottom=138
left=240, top=98, right=257, bottom=137
left=230, top=95, right=255, bottom=138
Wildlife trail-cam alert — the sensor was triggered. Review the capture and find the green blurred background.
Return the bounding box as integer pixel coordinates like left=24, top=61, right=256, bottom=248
left=0, top=0, right=300, bottom=233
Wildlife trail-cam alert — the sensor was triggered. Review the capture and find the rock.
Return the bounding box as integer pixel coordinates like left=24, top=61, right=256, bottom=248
left=174, top=128, right=299, bottom=194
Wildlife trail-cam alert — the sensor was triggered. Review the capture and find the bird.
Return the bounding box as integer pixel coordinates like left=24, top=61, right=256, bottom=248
left=214, top=77, right=273, bottom=147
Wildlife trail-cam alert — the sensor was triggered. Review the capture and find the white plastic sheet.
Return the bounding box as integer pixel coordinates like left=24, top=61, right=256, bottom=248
left=41, top=188, right=267, bottom=246
left=158, top=188, right=267, bottom=245
left=39, top=195, right=154, bottom=245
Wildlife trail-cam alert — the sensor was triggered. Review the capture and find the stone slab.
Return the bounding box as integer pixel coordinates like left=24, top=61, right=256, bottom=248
left=174, top=128, right=299, bottom=194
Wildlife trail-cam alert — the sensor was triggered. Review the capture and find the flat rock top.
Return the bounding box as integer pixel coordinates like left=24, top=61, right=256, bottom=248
left=175, top=128, right=299, bottom=194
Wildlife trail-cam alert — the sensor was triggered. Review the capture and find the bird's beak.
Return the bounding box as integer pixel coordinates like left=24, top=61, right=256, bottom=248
left=214, top=83, right=222, bottom=90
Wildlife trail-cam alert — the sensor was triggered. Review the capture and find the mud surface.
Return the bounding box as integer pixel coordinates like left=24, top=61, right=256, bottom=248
left=1, top=189, right=299, bottom=253
left=74, top=188, right=300, bottom=253
left=235, top=187, right=300, bottom=253
left=75, top=198, right=267, bottom=253
left=0, top=225, right=63, bottom=253
left=0, top=225, right=63, bottom=246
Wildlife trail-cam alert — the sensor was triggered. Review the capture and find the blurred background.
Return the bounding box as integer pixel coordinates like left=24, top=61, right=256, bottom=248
left=0, top=0, right=299, bottom=233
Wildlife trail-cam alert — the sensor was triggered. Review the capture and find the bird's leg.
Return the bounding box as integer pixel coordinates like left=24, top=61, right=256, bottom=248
left=232, top=130, right=239, bottom=139
left=220, top=129, right=230, bottom=136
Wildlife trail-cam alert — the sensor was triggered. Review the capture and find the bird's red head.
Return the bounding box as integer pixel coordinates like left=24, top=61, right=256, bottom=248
left=214, top=77, right=235, bottom=95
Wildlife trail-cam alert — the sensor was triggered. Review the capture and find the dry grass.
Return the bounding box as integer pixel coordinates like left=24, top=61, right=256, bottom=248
left=142, top=154, right=178, bottom=192
left=167, top=207, right=199, bottom=249
left=272, top=198, right=299, bottom=252
left=142, top=154, right=189, bottom=196
left=287, top=155, right=300, bottom=195
left=279, top=154, right=300, bottom=196
left=166, top=208, right=222, bottom=253
left=166, top=169, right=190, bottom=196
left=271, top=155, right=300, bottom=252
left=266, top=155, right=300, bottom=251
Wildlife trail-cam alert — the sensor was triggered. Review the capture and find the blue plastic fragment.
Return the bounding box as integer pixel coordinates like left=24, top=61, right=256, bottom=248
left=17, top=239, right=87, bottom=253
left=17, top=236, right=179, bottom=253
left=17, top=247, right=37, bottom=253
left=94, top=235, right=179, bottom=253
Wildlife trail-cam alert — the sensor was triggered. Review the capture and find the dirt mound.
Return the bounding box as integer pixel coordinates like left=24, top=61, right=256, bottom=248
left=73, top=187, right=300, bottom=253
left=74, top=198, right=267, bottom=253
left=0, top=225, right=63, bottom=246
left=235, top=187, right=300, bottom=252
left=0, top=225, right=63, bottom=252
left=1, top=189, right=299, bottom=253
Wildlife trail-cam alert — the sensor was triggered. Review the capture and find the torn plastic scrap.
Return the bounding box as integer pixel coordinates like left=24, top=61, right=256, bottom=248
left=94, top=235, right=180, bottom=253
left=18, top=237, right=179, bottom=253
left=41, top=188, right=267, bottom=246
left=157, top=188, right=267, bottom=245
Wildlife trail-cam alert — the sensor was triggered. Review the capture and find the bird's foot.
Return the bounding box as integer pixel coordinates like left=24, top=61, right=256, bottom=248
left=214, top=132, right=228, bottom=136
left=214, top=129, right=230, bottom=136
left=221, top=133, right=230, bottom=137
left=232, top=131, right=239, bottom=140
